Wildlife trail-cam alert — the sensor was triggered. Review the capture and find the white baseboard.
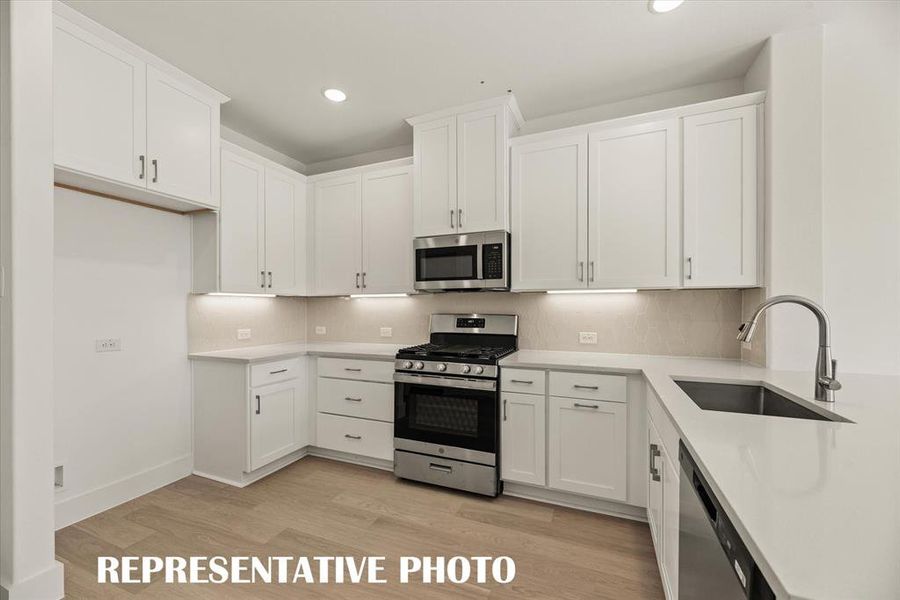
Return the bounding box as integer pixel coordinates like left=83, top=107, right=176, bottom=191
left=193, top=447, right=309, bottom=488
left=307, top=447, right=393, bottom=472
left=0, top=560, right=64, bottom=600
left=54, top=454, right=192, bottom=530
left=503, top=482, right=648, bottom=522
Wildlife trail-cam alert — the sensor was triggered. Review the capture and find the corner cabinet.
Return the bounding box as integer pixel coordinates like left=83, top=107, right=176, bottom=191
left=52, top=6, right=227, bottom=211
left=309, top=161, right=413, bottom=296
left=409, top=96, right=523, bottom=236
left=192, top=142, right=307, bottom=295
left=510, top=92, right=764, bottom=291
left=646, top=385, right=680, bottom=600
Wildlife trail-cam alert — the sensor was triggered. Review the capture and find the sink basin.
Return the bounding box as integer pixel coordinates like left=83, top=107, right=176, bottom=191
left=675, top=380, right=844, bottom=422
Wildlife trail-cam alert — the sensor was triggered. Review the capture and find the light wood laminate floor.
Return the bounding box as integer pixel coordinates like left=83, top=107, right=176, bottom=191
left=56, top=457, right=664, bottom=599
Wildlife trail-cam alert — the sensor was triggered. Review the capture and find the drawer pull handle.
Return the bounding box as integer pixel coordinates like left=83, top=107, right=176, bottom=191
left=269, top=368, right=288, bottom=375
left=574, top=402, right=599, bottom=409
left=344, top=396, right=363, bottom=402
left=429, top=463, right=453, bottom=474
left=573, top=385, right=599, bottom=390
left=344, top=434, right=362, bottom=440
left=510, top=379, right=533, bottom=384
left=344, top=368, right=362, bottom=372
left=255, top=395, right=261, bottom=415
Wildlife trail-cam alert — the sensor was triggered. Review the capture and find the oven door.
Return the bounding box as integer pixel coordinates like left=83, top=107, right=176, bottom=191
left=394, top=372, right=498, bottom=465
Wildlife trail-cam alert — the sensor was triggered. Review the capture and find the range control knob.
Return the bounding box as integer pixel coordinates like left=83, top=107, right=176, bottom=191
left=436, top=363, right=447, bottom=372
left=460, top=365, right=471, bottom=374
left=402, top=361, right=413, bottom=369
left=414, top=361, right=424, bottom=370
left=474, top=366, right=484, bottom=375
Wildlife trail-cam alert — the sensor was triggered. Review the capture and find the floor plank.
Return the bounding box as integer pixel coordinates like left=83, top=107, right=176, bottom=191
left=56, top=457, right=664, bottom=599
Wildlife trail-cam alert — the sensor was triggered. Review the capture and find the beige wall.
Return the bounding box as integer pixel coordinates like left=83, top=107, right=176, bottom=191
left=306, top=290, right=745, bottom=359
left=187, top=295, right=307, bottom=352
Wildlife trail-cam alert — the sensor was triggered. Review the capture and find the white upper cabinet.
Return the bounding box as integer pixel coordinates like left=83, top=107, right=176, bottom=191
left=588, top=119, right=680, bottom=289
left=413, top=117, right=457, bottom=237
left=511, top=133, right=588, bottom=291
left=220, top=149, right=266, bottom=293
left=145, top=66, right=217, bottom=206
left=52, top=5, right=226, bottom=211
left=265, top=166, right=306, bottom=295
left=53, top=17, right=146, bottom=188
left=310, top=160, right=414, bottom=296
left=409, top=96, right=522, bottom=237
left=457, top=106, right=506, bottom=233
left=683, top=104, right=760, bottom=287
left=313, top=175, right=363, bottom=296
left=361, top=166, right=414, bottom=294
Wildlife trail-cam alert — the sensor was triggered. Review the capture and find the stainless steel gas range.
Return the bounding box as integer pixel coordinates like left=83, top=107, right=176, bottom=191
left=393, top=314, right=518, bottom=497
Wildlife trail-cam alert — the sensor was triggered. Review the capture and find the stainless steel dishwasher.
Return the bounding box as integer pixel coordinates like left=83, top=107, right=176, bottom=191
left=679, top=441, right=775, bottom=600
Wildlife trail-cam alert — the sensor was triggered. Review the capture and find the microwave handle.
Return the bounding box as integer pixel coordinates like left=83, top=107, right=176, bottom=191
left=476, top=240, right=483, bottom=281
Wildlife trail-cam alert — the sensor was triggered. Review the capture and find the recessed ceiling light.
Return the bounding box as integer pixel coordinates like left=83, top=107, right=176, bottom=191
left=322, top=88, right=347, bottom=103
left=648, top=0, right=684, bottom=13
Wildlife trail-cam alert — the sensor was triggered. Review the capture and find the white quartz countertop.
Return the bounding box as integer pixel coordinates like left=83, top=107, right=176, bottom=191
left=501, top=350, right=900, bottom=600
left=188, top=341, right=407, bottom=363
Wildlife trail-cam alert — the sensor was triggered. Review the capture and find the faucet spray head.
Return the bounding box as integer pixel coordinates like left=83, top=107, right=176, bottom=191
left=737, top=320, right=758, bottom=342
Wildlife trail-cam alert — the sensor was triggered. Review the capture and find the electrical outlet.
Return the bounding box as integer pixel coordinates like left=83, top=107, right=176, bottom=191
left=315, top=326, right=326, bottom=335
left=578, top=332, right=598, bottom=345
left=95, top=338, right=122, bottom=352
left=380, top=327, right=393, bottom=338
left=237, top=328, right=251, bottom=340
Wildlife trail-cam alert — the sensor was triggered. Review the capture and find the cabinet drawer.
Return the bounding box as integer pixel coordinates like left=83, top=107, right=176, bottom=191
left=550, top=371, right=626, bottom=403
left=317, top=377, right=393, bottom=422
left=501, top=368, right=546, bottom=395
left=251, top=358, right=302, bottom=387
left=316, top=413, right=393, bottom=461
left=317, top=357, right=393, bottom=383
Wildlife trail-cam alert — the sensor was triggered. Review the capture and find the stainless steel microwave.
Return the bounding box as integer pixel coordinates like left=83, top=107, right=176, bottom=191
left=413, top=230, right=509, bottom=291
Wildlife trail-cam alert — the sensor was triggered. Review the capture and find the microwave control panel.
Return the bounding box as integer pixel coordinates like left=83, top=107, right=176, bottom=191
left=482, top=244, right=504, bottom=279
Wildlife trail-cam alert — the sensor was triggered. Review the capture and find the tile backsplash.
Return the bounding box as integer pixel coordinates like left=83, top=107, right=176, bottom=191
left=305, top=289, right=745, bottom=359
left=187, top=295, right=306, bottom=352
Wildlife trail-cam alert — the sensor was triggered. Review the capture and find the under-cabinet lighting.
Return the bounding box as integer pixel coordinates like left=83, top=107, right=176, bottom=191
left=546, top=289, right=638, bottom=295
left=648, top=0, right=684, bottom=13
left=206, top=292, right=277, bottom=298
left=348, top=293, right=410, bottom=299
left=322, top=88, right=347, bottom=103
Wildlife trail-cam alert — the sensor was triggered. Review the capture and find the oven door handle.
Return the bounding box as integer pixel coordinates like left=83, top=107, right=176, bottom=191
left=393, top=372, right=497, bottom=391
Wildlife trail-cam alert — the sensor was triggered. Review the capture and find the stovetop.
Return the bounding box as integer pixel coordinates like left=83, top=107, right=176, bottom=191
left=397, top=342, right=517, bottom=363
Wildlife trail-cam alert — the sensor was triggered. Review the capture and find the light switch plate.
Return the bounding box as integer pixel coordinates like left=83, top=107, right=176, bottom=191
left=578, top=332, right=598, bottom=345
left=237, top=328, right=251, bottom=340
left=380, top=327, right=393, bottom=338
left=95, top=338, right=122, bottom=352
left=315, top=326, right=326, bottom=335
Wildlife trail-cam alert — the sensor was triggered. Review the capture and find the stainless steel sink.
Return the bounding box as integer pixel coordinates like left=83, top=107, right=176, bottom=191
left=675, top=380, right=845, bottom=422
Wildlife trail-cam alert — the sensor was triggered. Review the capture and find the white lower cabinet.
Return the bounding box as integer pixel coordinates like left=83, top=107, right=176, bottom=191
left=647, top=388, right=680, bottom=600
left=314, top=357, right=394, bottom=461
left=192, top=356, right=309, bottom=487
left=548, top=395, right=627, bottom=501
left=500, top=391, right=546, bottom=486
left=249, top=380, right=296, bottom=471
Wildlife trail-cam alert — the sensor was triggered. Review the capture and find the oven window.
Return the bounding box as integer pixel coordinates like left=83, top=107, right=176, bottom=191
left=416, top=245, right=478, bottom=281
left=395, top=381, right=497, bottom=454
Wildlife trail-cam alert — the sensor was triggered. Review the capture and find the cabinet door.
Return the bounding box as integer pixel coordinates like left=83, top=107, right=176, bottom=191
left=661, top=449, right=680, bottom=600
left=683, top=105, right=759, bottom=287
left=647, top=418, right=664, bottom=551
left=548, top=396, right=627, bottom=501
left=588, top=120, right=679, bottom=288
left=413, top=116, right=457, bottom=236
left=511, top=134, right=588, bottom=291
left=457, top=106, right=505, bottom=233
left=249, top=381, right=296, bottom=471
left=146, top=65, right=217, bottom=206
left=265, top=167, right=304, bottom=294
left=53, top=18, right=146, bottom=187
left=361, top=166, right=413, bottom=294
left=220, top=149, right=266, bottom=293
left=500, top=392, right=546, bottom=486
left=312, top=175, right=362, bottom=296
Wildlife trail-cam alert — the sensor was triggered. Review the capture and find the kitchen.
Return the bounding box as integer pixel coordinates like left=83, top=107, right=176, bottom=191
left=2, top=1, right=899, bottom=599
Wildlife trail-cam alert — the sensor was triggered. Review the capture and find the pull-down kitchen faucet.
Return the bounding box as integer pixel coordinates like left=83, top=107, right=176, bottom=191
left=737, top=295, right=842, bottom=402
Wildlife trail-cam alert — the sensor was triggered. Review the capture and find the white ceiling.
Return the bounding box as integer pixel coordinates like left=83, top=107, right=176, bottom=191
left=65, top=0, right=849, bottom=165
